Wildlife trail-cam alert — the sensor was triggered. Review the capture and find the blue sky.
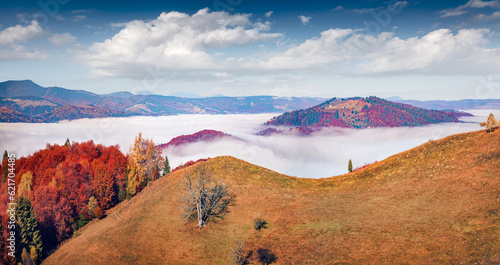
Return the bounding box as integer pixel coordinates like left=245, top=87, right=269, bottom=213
left=1, top=0, right=500, bottom=100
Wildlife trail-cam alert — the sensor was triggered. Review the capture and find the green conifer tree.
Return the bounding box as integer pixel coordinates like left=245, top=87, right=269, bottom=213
left=64, top=138, right=71, bottom=147
left=2, top=150, right=8, bottom=183
left=16, top=197, right=43, bottom=264
left=348, top=159, right=353, bottom=173
left=163, top=155, right=171, bottom=176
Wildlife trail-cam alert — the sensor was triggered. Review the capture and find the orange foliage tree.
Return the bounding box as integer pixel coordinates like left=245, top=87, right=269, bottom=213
left=126, top=133, right=163, bottom=197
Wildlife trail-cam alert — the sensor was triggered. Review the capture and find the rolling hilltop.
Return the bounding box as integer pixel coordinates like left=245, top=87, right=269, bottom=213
left=37, top=105, right=128, bottom=122
left=158, top=129, right=234, bottom=149
left=265, top=96, right=471, bottom=130
left=44, top=129, right=500, bottom=264
left=0, top=107, right=41, bottom=122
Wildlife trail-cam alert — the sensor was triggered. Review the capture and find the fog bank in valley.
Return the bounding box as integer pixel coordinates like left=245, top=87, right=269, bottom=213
left=0, top=110, right=495, bottom=178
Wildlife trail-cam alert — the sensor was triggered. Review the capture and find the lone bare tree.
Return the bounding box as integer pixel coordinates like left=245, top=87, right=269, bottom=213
left=231, top=241, right=252, bottom=265
left=480, top=113, right=499, bottom=132
left=183, top=163, right=235, bottom=228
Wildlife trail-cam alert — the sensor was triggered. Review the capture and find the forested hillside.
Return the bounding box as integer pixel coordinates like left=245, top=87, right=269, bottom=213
left=0, top=134, right=165, bottom=264
left=158, top=129, right=232, bottom=149
left=265, top=96, right=472, bottom=129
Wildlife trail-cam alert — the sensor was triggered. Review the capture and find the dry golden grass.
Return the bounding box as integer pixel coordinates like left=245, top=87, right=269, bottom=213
left=43, top=129, right=500, bottom=264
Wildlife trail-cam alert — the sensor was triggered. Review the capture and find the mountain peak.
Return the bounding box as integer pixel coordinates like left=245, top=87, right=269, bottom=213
left=0, top=80, right=46, bottom=98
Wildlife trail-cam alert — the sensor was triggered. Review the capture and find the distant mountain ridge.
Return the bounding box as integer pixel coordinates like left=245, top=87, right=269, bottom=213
left=262, top=96, right=472, bottom=134
left=0, top=107, right=41, bottom=122
left=38, top=105, right=128, bottom=123
left=390, top=98, right=500, bottom=110
left=0, top=80, right=325, bottom=123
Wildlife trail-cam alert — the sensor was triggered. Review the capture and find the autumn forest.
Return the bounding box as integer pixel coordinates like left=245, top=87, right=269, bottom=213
left=0, top=134, right=168, bottom=264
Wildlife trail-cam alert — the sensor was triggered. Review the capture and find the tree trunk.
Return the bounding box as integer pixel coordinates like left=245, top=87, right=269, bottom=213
left=196, top=203, right=204, bottom=227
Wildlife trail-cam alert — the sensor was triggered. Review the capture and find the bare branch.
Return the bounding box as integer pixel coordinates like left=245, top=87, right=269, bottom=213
left=182, top=163, right=235, bottom=227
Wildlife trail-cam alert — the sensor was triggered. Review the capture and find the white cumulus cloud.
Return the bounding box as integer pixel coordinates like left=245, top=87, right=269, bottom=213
left=0, top=20, right=46, bottom=46
left=245, top=27, right=500, bottom=75
left=75, top=8, right=500, bottom=78
left=0, top=20, right=48, bottom=61
left=78, top=8, right=282, bottom=79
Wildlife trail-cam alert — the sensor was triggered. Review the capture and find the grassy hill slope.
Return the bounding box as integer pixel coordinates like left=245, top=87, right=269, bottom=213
left=44, top=129, right=500, bottom=264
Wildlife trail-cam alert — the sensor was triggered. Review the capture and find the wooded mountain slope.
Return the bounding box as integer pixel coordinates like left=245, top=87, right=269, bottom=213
left=44, top=129, right=500, bottom=264
left=265, top=96, right=471, bottom=129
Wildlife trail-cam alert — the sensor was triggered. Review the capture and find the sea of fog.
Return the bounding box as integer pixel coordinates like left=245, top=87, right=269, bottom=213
left=0, top=109, right=497, bottom=178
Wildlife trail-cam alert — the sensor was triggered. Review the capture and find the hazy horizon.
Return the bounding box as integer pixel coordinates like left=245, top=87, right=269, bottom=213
left=3, top=79, right=500, bottom=102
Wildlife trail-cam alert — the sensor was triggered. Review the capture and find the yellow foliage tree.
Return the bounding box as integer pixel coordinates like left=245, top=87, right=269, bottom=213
left=87, top=196, right=98, bottom=218
left=126, top=133, right=163, bottom=197
left=480, top=113, right=499, bottom=132
left=18, top=171, right=33, bottom=198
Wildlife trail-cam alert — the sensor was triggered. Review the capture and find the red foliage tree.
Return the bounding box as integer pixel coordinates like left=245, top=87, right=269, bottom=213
left=91, top=160, right=116, bottom=209
left=0, top=140, right=128, bottom=258
left=32, top=185, right=72, bottom=253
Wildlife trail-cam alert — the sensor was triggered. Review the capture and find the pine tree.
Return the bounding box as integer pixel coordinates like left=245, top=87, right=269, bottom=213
left=16, top=197, right=43, bottom=264
left=64, top=138, right=71, bottom=147
left=348, top=159, right=353, bottom=173
left=0, top=223, right=14, bottom=264
left=163, top=155, right=171, bottom=176
left=2, top=150, right=8, bottom=183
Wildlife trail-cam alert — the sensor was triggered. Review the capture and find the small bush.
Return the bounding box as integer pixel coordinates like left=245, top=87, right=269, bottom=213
left=77, top=214, right=88, bottom=228
left=353, top=161, right=377, bottom=172
left=256, top=248, right=277, bottom=265
left=254, top=217, right=268, bottom=231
